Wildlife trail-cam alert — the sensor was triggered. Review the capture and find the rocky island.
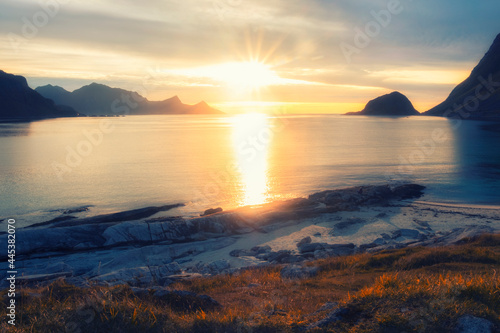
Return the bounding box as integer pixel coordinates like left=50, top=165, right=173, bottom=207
left=346, top=91, right=420, bottom=116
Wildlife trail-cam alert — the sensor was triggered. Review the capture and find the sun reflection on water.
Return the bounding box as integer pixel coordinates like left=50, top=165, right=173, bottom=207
left=231, top=113, right=271, bottom=206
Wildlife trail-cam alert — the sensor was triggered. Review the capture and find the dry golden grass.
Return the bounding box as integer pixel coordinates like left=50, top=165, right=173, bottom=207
left=1, top=233, right=499, bottom=332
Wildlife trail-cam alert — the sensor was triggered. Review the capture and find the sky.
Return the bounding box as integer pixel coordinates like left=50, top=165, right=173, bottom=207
left=1, top=0, right=500, bottom=113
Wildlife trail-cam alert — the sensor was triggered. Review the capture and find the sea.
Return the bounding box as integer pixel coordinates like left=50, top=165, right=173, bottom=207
left=1, top=114, right=499, bottom=226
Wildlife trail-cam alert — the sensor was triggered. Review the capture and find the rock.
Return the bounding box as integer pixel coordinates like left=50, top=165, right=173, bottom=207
left=454, top=315, right=494, bottom=333
left=298, top=242, right=355, bottom=256
left=346, top=91, right=419, bottom=116
left=298, top=242, right=325, bottom=254
left=359, top=242, right=379, bottom=251
left=153, top=289, right=221, bottom=312
left=201, top=207, right=223, bottom=216
left=266, top=250, right=293, bottom=263
left=229, top=249, right=256, bottom=257
left=307, top=307, right=350, bottom=329
left=130, top=287, right=149, bottom=297
left=152, top=262, right=182, bottom=282
left=431, top=226, right=495, bottom=246
left=251, top=245, right=272, bottom=254
left=191, top=259, right=231, bottom=275
left=391, top=229, right=421, bottom=239
left=335, top=217, right=366, bottom=230
left=314, top=250, right=329, bottom=259
left=17, top=272, right=73, bottom=284
left=247, top=283, right=261, bottom=288
left=29, top=204, right=185, bottom=228
left=391, top=184, right=426, bottom=200
left=61, top=206, right=90, bottom=214
left=42, top=262, right=74, bottom=274
left=313, top=232, right=322, bottom=237
left=297, top=236, right=312, bottom=246
left=325, top=243, right=356, bottom=256
left=207, top=259, right=230, bottom=272
left=280, top=265, right=319, bottom=279
left=308, top=184, right=425, bottom=210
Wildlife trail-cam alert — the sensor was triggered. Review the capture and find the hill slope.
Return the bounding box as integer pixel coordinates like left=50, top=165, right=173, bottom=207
left=0, top=70, right=79, bottom=121
left=425, top=33, right=500, bottom=120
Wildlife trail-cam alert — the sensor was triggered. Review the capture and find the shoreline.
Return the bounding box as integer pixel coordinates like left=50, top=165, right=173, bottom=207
left=1, top=183, right=499, bottom=289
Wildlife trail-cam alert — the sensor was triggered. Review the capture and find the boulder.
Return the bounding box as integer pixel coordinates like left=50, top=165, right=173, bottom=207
left=266, top=250, right=294, bottom=263
left=432, top=226, right=495, bottom=246
left=454, top=315, right=494, bottom=333
left=280, top=265, right=319, bottom=279
left=298, top=242, right=325, bottom=254
left=297, top=236, right=312, bottom=246
left=201, top=207, right=223, bottom=216
left=391, top=229, right=421, bottom=239
left=308, top=184, right=425, bottom=210
left=334, top=217, right=366, bottom=230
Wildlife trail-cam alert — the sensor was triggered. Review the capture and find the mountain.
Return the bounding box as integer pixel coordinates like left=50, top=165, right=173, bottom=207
left=346, top=91, right=419, bottom=116
left=425, top=33, right=500, bottom=120
left=36, top=83, right=223, bottom=116
left=0, top=70, right=79, bottom=121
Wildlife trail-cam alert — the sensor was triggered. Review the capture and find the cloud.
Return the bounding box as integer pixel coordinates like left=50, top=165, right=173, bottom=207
left=1, top=0, right=499, bottom=111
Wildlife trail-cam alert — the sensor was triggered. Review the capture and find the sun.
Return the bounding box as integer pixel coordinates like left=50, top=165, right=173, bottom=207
left=206, top=61, right=279, bottom=91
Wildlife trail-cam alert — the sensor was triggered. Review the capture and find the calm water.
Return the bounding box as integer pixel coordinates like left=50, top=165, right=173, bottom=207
left=1, top=114, right=499, bottom=225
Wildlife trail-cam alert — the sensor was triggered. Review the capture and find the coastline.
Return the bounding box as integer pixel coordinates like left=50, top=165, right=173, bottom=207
left=1, top=184, right=499, bottom=289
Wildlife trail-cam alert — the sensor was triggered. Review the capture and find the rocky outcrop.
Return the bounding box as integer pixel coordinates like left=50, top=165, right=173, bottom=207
left=454, top=315, right=494, bottom=333
left=35, top=83, right=223, bottom=116
left=280, top=265, right=319, bottom=279
left=0, top=70, right=79, bottom=121
left=346, top=91, right=419, bottom=116
left=0, top=184, right=435, bottom=287
left=308, top=184, right=425, bottom=211
left=425, top=33, right=500, bottom=121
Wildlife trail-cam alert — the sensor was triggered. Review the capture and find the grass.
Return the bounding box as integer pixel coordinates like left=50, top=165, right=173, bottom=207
left=2, top=233, right=500, bottom=332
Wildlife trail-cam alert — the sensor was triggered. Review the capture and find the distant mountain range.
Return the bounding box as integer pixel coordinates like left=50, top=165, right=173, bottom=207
left=0, top=70, right=79, bottom=121
left=2, top=33, right=500, bottom=122
left=0, top=69, right=222, bottom=121
left=346, top=91, right=419, bottom=116
left=35, top=83, right=222, bottom=116
left=424, top=33, right=500, bottom=120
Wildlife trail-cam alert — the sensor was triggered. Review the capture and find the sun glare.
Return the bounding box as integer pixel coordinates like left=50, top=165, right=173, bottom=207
left=209, top=61, right=279, bottom=91
left=231, top=113, right=271, bottom=206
